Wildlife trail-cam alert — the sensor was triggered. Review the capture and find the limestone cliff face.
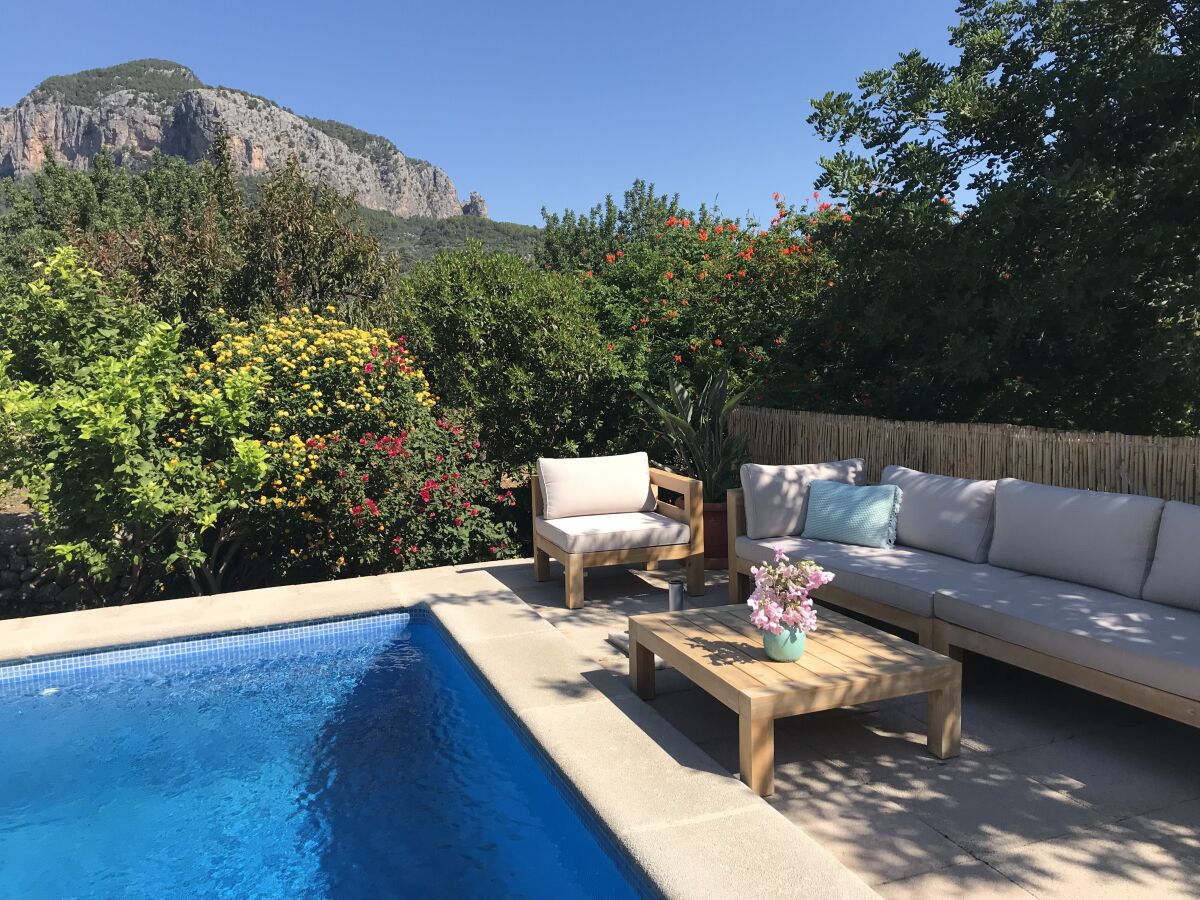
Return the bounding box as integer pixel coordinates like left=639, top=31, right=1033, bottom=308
left=0, top=63, right=485, bottom=219
left=460, top=191, right=489, bottom=218
left=0, top=91, right=165, bottom=175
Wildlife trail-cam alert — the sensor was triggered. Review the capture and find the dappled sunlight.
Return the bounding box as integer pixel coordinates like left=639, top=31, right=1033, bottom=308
left=505, top=561, right=1200, bottom=895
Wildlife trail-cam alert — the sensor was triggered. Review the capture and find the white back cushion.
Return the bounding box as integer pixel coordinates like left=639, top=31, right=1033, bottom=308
left=882, top=466, right=997, bottom=563
left=1142, top=501, right=1200, bottom=611
left=988, top=478, right=1164, bottom=597
left=741, top=459, right=864, bottom=540
left=537, top=452, right=656, bottom=519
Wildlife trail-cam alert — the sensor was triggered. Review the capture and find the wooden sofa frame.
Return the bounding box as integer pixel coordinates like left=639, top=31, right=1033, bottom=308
left=532, top=468, right=704, bottom=610
left=727, top=488, right=1199, bottom=729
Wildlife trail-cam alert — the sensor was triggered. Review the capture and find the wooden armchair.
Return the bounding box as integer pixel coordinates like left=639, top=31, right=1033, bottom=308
left=532, top=454, right=704, bottom=610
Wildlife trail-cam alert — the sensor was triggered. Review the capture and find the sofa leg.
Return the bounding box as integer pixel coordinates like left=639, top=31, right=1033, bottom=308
left=533, top=545, right=551, bottom=582
left=929, top=621, right=964, bottom=660
left=729, top=569, right=752, bottom=605
left=685, top=554, right=705, bottom=596
left=645, top=558, right=659, bottom=572
left=564, top=554, right=585, bottom=610
left=917, top=619, right=936, bottom=650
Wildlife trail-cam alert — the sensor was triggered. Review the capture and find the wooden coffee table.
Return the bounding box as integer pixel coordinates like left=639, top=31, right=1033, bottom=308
left=628, top=605, right=961, bottom=796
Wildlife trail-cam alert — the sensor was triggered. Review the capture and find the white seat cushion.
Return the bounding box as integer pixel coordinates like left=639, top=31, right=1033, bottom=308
left=537, top=453, right=657, bottom=519
left=987, top=478, right=1164, bottom=597
left=935, top=575, right=1200, bottom=701
left=735, top=535, right=1025, bottom=618
left=537, top=512, right=690, bottom=554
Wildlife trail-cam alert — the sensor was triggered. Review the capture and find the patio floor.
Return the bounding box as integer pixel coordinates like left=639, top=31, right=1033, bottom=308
left=470, top=558, right=1200, bottom=899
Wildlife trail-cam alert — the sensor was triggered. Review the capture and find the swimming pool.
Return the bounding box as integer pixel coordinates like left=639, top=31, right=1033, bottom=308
left=0, top=612, right=647, bottom=898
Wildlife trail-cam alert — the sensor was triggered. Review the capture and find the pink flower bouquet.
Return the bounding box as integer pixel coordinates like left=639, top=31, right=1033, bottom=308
left=748, top=547, right=833, bottom=638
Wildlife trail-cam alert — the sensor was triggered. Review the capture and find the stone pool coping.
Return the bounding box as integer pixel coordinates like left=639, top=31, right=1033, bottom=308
left=0, top=566, right=876, bottom=900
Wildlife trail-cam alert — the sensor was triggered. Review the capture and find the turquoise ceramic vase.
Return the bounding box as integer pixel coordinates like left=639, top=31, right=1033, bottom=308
left=762, top=627, right=807, bottom=662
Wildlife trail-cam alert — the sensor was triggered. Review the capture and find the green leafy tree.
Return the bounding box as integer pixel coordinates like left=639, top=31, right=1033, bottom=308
left=578, top=198, right=841, bottom=396
left=0, top=146, right=396, bottom=349
left=393, top=241, right=626, bottom=470
left=0, top=322, right=269, bottom=601
left=801, top=0, right=1200, bottom=434
left=0, top=246, right=152, bottom=384
left=538, top=180, right=697, bottom=274
left=234, top=156, right=395, bottom=325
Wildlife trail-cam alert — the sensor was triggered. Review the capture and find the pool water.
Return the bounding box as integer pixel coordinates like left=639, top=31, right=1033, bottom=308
left=0, top=614, right=644, bottom=899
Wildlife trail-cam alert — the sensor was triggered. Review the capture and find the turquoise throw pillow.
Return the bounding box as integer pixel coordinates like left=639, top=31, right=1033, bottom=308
left=801, top=480, right=903, bottom=549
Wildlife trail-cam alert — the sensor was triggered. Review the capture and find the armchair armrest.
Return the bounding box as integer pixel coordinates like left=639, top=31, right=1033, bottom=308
left=531, top=471, right=545, bottom=517
left=649, top=467, right=698, bottom=494
left=727, top=488, right=746, bottom=541
left=650, top=468, right=703, bottom=553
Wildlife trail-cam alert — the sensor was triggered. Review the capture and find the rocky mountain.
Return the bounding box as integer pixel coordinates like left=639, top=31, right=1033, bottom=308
left=0, top=59, right=485, bottom=219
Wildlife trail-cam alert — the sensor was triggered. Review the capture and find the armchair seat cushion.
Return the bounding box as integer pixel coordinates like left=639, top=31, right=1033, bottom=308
left=536, top=512, right=690, bottom=554
left=735, top=535, right=1026, bottom=618
left=935, top=575, right=1200, bottom=701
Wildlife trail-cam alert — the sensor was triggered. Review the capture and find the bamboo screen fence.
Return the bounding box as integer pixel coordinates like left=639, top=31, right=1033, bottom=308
left=730, top=407, right=1200, bottom=505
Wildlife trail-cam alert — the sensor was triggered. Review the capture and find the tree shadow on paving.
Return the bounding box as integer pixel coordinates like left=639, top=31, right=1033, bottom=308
left=460, top=558, right=727, bottom=629
left=656, top=668, right=1200, bottom=893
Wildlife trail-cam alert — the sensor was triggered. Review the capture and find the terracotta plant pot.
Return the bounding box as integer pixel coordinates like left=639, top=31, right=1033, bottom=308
left=668, top=494, right=729, bottom=570
left=702, top=502, right=728, bottom=570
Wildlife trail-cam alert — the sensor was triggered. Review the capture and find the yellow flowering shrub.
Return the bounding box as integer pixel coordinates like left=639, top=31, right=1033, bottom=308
left=4, top=294, right=517, bottom=603
left=188, top=307, right=516, bottom=581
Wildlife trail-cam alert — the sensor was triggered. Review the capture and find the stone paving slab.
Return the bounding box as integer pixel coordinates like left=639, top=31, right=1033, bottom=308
left=768, top=787, right=973, bottom=885
left=982, top=817, right=1200, bottom=899
left=877, top=860, right=1036, bottom=899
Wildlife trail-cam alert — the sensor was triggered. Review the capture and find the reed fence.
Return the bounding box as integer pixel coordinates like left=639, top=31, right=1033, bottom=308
left=730, top=407, right=1200, bottom=504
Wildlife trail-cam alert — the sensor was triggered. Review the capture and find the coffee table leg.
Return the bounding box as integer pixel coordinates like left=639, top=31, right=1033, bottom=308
left=629, top=627, right=655, bottom=700
left=738, top=701, right=774, bottom=796
left=927, top=666, right=962, bottom=759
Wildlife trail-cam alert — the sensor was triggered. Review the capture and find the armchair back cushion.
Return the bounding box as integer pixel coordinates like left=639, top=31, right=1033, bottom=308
left=988, top=478, right=1164, bottom=598
left=741, top=459, right=864, bottom=539
left=537, top=452, right=657, bottom=520
left=881, top=465, right=997, bottom=563
left=1142, top=501, right=1200, bottom=611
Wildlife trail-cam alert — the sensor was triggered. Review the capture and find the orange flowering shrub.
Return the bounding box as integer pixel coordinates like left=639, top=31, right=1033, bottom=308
left=553, top=191, right=842, bottom=398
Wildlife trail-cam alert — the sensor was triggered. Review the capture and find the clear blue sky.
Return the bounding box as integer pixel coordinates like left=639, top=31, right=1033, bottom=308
left=0, top=1, right=962, bottom=226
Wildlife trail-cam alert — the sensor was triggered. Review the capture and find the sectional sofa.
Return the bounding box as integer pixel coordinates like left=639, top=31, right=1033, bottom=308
left=728, top=463, right=1200, bottom=728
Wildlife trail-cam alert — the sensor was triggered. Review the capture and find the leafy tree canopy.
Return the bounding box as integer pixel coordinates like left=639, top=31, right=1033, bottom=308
left=797, top=0, right=1200, bottom=435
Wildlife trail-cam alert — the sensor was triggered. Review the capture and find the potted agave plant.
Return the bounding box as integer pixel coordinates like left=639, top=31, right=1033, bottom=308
left=748, top=548, right=833, bottom=661
left=636, top=367, right=747, bottom=568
